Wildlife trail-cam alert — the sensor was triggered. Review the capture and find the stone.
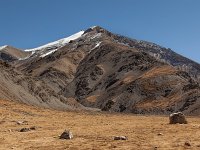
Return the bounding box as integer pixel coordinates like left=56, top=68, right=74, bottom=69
left=8, top=129, right=12, bottom=132
left=157, top=133, right=163, bottom=136
left=16, top=121, right=23, bottom=125
left=16, top=121, right=28, bottom=125
left=59, top=130, right=73, bottom=139
left=19, top=128, right=31, bottom=132
left=154, top=146, right=158, bottom=150
left=113, top=136, right=127, bottom=140
left=185, top=141, right=191, bottom=147
left=169, top=112, right=187, bottom=124
left=30, top=126, right=37, bottom=130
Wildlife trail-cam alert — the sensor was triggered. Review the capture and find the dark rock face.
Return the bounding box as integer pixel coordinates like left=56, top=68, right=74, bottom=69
left=0, top=52, right=17, bottom=62
left=169, top=112, right=187, bottom=124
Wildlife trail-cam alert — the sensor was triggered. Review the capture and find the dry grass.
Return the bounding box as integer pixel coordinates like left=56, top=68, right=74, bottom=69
left=0, top=99, right=200, bottom=150
left=86, top=95, right=100, bottom=103
left=141, top=65, right=177, bottom=79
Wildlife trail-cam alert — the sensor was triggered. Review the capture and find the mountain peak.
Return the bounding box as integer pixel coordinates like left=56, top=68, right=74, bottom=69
left=84, top=26, right=108, bottom=35
left=90, top=25, right=104, bottom=30
left=88, top=25, right=104, bottom=29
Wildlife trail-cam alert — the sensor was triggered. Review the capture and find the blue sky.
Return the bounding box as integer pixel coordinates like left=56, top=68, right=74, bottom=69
left=0, top=0, right=199, bottom=63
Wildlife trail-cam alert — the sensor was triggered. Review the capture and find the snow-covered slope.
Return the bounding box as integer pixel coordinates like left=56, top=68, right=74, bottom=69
left=0, top=45, right=8, bottom=50
left=25, top=31, right=84, bottom=52
left=24, top=31, right=84, bottom=58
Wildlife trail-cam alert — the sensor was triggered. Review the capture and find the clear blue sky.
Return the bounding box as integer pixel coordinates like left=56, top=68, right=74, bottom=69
left=0, top=0, right=199, bottom=63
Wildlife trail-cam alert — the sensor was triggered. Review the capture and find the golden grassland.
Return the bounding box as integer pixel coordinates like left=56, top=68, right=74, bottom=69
left=0, top=99, right=200, bottom=150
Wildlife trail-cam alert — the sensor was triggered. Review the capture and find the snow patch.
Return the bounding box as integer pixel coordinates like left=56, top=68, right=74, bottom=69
left=115, top=40, right=130, bottom=47
left=25, top=31, right=84, bottom=52
left=91, top=26, right=97, bottom=29
left=89, top=42, right=102, bottom=53
left=62, top=31, right=84, bottom=43
left=23, top=30, right=84, bottom=59
left=91, top=33, right=102, bottom=40
left=94, top=42, right=102, bottom=49
left=0, top=45, right=8, bottom=50
left=40, top=49, right=57, bottom=58
left=18, top=55, right=31, bottom=61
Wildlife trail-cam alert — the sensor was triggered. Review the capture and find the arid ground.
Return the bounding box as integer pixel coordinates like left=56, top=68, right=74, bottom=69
left=0, top=99, right=200, bottom=150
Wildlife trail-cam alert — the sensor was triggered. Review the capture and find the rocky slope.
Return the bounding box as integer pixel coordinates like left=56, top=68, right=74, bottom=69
left=0, top=45, right=31, bottom=62
left=0, top=60, right=84, bottom=110
left=113, top=35, right=200, bottom=82
left=0, top=26, right=200, bottom=115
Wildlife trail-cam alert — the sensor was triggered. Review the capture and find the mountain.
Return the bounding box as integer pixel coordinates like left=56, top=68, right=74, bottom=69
left=0, top=26, right=199, bottom=115
left=0, top=45, right=31, bottom=62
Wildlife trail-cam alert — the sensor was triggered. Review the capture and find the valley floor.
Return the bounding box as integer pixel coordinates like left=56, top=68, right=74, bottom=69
left=0, top=99, right=200, bottom=150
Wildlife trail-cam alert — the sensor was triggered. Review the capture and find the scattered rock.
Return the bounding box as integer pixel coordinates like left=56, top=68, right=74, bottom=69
left=19, top=128, right=31, bottom=132
left=113, top=136, right=127, bottom=140
left=111, top=145, right=117, bottom=148
left=16, top=121, right=28, bottom=125
left=157, top=133, right=163, bottom=136
left=169, top=112, right=187, bottom=124
left=30, top=126, right=37, bottom=130
left=154, top=146, right=158, bottom=150
left=16, top=121, right=23, bottom=125
left=8, top=129, right=12, bottom=132
left=59, top=130, right=73, bottom=139
left=185, top=141, right=191, bottom=147
left=0, top=120, right=6, bottom=124
left=19, top=126, right=36, bottom=132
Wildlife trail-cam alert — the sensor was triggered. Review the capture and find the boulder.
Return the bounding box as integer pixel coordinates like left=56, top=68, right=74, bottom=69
left=59, top=130, right=73, bottom=139
left=169, top=112, right=187, bottom=124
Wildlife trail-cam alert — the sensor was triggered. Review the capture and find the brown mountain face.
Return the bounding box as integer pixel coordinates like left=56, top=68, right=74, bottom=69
left=1, top=26, right=200, bottom=115
left=0, top=60, right=85, bottom=110
left=0, top=45, right=31, bottom=62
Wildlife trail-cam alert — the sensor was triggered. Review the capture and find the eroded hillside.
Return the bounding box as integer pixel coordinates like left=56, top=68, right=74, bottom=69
left=0, top=26, right=199, bottom=115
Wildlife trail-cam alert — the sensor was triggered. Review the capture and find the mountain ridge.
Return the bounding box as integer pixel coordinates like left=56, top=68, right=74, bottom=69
left=0, top=26, right=199, bottom=115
